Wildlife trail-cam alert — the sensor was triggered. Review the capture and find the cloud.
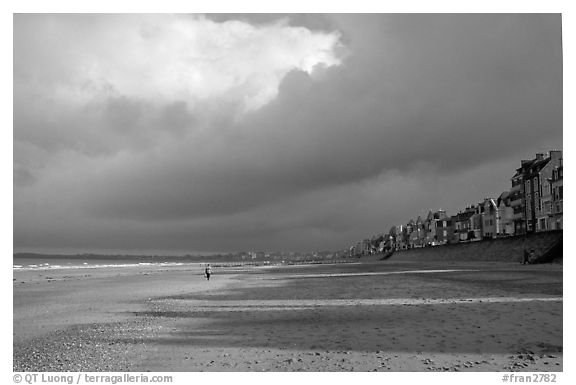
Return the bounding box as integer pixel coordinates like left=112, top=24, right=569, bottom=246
left=14, top=14, right=343, bottom=112
left=14, top=13, right=345, bottom=195
left=13, top=155, right=522, bottom=253
left=13, top=14, right=562, bottom=253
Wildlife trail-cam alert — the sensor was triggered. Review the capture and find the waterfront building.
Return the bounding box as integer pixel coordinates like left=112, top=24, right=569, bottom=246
left=453, top=206, right=476, bottom=242
left=532, top=150, right=562, bottom=232
left=510, top=150, right=562, bottom=234
left=423, top=210, right=451, bottom=245
left=496, top=191, right=515, bottom=236
left=469, top=204, right=484, bottom=241
left=481, top=198, right=499, bottom=239
left=549, top=161, right=563, bottom=230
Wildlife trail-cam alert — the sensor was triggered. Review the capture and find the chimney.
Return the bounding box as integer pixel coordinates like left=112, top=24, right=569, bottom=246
left=549, top=150, right=562, bottom=160
left=536, top=153, right=544, bottom=160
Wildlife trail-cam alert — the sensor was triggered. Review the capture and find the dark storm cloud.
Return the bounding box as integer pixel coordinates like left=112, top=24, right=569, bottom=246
left=84, top=14, right=561, bottom=220
left=13, top=14, right=562, bottom=252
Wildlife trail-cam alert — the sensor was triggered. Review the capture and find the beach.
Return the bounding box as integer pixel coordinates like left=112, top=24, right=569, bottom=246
left=13, top=260, right=562, bottom=372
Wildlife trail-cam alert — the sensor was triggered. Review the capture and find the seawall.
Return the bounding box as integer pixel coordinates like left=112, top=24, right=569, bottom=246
left=388, top=230, right=562, bottom=263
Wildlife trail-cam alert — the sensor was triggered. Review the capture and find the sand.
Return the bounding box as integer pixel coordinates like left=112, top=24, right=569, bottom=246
left=13, top=260, right=562, bottom=372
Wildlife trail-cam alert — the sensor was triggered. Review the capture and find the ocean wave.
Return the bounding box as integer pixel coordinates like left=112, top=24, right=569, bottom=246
left=13, top=261, right=194, bottom=271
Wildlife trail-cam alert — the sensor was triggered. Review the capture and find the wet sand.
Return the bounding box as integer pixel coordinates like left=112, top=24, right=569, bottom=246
left=13, top=260, right=562, bottom=372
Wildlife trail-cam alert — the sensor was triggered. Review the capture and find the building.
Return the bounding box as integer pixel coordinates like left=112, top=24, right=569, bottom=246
left=406, top=216, right=427, bottom=248
left=510, top=166, right=526, bottom=235
left=549, top=161, right=563, bottom=230
left=361, top=239, right=372, bottom=255
left=370, top=234, right=385, bottom=252
left=412, top=216, right=427, bottom=247
left=422, top=211, right=433, bottom=246
left=453, top=206, right=475, bottom=242
left=469, top=203, right=484, bottom=241
left=388, top=225, right=399, bottom=250
left=481, top=198, right=499, bottom=239
left=435, top=216, right=455, bottom=244
left=510, top=150, right=562, bottom=234
left=425, top=211, right=436, bottom=245
left=526, top=151, right=562, bottom=232
left=397, top=227, right=409, bottom=250
left=424, top=210, right=452, bottom=245
left=533, top=150, right=563, bottom=232
left=405, top=219, right=415, bottom=248
left=496, top=191, right=515, bottom=236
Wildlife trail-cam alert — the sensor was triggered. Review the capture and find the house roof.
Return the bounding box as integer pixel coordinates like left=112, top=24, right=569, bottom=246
left=512, top=154, right=551, bottom=179
left=530, top=157, right=551, bottom=175
left=455, top=210, right=474, bottom=221
left=497, top=191, right=511, bottom=207
left=483, top=198, right=497, bottom=207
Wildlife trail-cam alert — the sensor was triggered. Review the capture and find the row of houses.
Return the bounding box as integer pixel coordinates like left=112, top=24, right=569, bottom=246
left=351, top=150, right=563, bottom=255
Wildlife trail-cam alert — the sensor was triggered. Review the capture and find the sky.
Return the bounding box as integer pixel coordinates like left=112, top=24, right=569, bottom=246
left=13, top=13, right=562, bottom=254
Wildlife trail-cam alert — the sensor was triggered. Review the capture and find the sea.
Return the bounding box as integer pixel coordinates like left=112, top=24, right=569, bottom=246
left=12, top=255, right=207, bottom=271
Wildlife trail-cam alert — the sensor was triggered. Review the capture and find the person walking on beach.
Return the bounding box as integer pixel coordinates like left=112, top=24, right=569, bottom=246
left=522, top=248, right=536, bottom=265
left=205, top=264, right=212, bottom=281
left=523, top=248, right=530, bottom=265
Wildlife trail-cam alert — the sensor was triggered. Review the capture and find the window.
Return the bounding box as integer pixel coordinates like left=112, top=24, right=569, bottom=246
left=539, top=219, right=546, bottom=230
left=559, top=186, right=563, bottom=199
